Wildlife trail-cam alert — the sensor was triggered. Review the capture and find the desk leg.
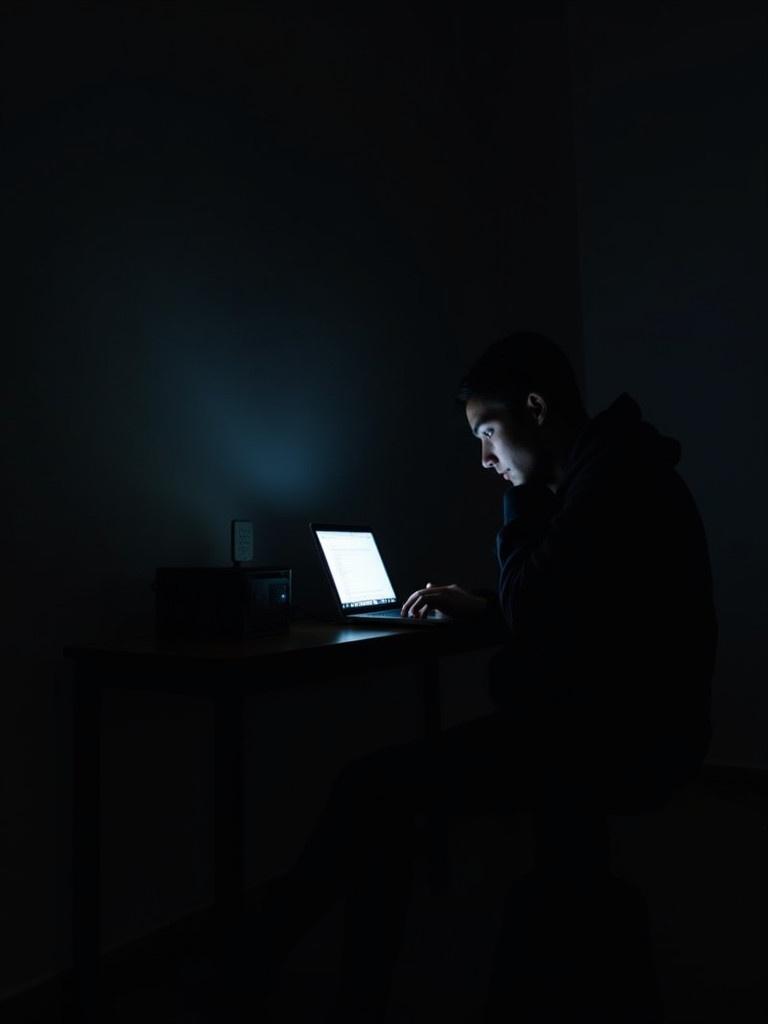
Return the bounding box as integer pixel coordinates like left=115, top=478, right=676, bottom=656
left=423, top=658, right=451, bottom=895
left=423, top=657, right=441, bottom=740
left=214, top=690, right=245, bottom=921
left=71, top=670, right=102, bottom=1023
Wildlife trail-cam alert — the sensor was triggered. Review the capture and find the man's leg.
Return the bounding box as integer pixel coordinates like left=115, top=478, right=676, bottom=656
left=244, top=710, right=529, bottom=1020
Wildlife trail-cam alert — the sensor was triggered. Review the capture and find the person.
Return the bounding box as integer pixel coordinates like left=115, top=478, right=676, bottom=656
left=404, top=331, right=715, bottom=789
left=202, top=332, right=717, bottom=1022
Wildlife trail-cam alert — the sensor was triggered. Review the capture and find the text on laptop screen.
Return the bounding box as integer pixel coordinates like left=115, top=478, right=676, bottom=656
left=316, top=531, right=396, bottom=608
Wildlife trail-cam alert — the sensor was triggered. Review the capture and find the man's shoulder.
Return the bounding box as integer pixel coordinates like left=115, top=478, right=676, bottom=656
left=562, top=402, right=684, bottom=504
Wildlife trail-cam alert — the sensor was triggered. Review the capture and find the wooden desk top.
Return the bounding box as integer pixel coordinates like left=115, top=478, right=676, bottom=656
left=64, top=619, right=506, bottom=692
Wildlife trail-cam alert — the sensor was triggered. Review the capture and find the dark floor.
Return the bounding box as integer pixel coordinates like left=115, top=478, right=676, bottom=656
left=107, top=773, right=768, bottom=1024
left=16, top=772, right=768, bottom=1022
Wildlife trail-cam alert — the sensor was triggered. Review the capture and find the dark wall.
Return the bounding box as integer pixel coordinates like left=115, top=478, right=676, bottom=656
left=1, top=6, right=581, bottom=997
left=568, top=3, right=767, bottom=768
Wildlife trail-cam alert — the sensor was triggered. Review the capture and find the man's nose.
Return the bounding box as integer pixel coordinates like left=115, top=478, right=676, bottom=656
left=481, top=443, right=496, bottom=469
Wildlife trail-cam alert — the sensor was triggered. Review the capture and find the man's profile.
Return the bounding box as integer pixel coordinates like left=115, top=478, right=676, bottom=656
left=195, top=332, right=717, bottom=1022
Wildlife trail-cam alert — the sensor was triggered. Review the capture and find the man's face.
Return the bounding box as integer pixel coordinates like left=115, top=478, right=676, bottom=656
left=465, top=395, right=547, bottom=487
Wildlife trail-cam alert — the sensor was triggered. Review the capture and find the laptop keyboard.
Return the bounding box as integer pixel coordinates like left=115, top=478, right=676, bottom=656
left=361, top=609, right=439, bottom=619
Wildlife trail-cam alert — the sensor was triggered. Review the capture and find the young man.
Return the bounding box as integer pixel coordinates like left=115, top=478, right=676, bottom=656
left=402, top=332, right=716, bottom=788
left=205, top=332, right=717, bottom=1022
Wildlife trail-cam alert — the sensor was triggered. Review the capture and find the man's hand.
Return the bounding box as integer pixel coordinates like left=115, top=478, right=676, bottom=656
left=400, top=582, right=489, bottom=619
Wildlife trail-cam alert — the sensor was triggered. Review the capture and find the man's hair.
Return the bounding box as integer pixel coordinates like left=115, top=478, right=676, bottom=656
left=456, top=331, right=584, bottom=418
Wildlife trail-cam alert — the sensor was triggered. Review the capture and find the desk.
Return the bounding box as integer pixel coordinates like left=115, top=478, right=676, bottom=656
left=64, top=619, right=504, bottom=1020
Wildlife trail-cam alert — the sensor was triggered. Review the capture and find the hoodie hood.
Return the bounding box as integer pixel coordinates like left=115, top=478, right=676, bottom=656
left=559, top=393, right=682, bottom=494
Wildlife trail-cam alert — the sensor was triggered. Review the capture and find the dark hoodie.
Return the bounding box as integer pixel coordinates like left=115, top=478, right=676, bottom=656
left=488, top=393, right=717, bottom=784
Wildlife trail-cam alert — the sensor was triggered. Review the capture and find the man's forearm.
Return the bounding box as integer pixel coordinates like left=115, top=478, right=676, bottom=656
left=496, top=482, right=560, bottom=629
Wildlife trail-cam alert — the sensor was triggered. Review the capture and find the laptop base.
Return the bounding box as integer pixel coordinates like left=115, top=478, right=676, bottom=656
left=345, top=611, right=448, bottom=627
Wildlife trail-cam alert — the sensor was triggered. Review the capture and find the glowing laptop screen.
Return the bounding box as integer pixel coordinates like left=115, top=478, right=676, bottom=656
left=315, top=530, right=396, bottom=609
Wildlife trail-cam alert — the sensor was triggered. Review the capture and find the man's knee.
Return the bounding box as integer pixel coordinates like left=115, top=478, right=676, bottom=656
left=333, top=742, right=424, bottom=825
left=339, top=740, right=418, bottom=790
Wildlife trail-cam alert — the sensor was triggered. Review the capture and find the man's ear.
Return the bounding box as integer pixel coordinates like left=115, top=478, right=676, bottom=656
left=526, top=392, right=548, bottom=427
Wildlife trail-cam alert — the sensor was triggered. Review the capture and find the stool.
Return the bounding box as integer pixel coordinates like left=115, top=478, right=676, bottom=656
left=484, top=789, right=669, bottom=1023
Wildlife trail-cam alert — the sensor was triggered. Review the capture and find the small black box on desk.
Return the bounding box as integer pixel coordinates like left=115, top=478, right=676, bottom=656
left=154, top=567, right=291, bottom=642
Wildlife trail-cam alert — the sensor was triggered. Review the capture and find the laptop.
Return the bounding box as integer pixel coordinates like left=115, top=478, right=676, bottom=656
left=310, top=523, right=450, bottom=626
